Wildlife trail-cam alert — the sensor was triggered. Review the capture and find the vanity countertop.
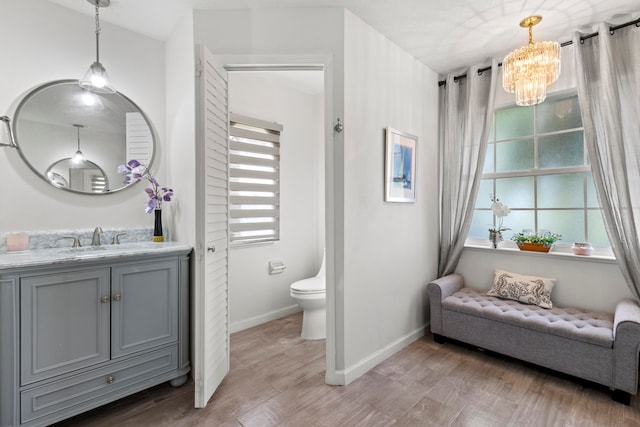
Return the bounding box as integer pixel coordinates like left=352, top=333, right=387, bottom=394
left=0, top=241, right=192, bottom=270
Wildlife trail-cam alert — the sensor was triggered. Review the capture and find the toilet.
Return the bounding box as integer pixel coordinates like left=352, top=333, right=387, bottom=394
left=290, top=250, right=326, bottom=340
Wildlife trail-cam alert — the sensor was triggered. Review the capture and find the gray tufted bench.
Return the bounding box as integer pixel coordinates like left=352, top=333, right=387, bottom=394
left=427, top=273, right=640, bottom=404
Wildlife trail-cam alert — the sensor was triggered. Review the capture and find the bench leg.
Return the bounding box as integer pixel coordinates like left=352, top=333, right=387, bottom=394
left=433, top=334, right=447, bottom=344
left=612, top=389, right=631, bottom=406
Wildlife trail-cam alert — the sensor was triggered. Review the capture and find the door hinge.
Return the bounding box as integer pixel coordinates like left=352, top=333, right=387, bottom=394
left=195, top=59, right=204, bottom=78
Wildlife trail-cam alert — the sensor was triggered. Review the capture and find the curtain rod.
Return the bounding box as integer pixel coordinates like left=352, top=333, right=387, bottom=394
left=437, top=17, right=640, bottom=87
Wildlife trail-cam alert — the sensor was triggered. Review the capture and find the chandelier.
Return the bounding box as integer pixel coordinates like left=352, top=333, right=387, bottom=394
left=502, top=15, right=560, bottom=106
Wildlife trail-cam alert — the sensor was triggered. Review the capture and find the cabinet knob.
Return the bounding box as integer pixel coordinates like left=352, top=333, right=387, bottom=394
left=112, top=294, right=122, bottom=302
left=207, top=246, right=216, bottom=253
left=106, top=375, right=115, bottom=384
left=100, top=296, right=109, bottom=303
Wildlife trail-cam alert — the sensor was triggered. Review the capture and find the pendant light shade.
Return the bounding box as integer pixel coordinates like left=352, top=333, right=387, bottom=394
left=80, top=61, right=114, bottom=93
left=503, top=15, right=560, bottom=106
left=79, top=0, right=115, bottom=94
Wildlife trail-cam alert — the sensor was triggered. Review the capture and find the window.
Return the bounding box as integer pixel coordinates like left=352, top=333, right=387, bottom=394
left=469, top=94, right=610, bottom=247
left=229, top=113, right=282, bottom=245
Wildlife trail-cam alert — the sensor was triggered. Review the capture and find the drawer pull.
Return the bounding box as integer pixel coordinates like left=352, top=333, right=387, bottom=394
left=100, top=296, right=109, bottom=303
left=106, top=375, right=115, bottom=384
left=113, top=294, right=121, bottom=301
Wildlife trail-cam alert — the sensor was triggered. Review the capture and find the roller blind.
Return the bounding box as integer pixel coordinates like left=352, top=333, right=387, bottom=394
left=229, top=113, right=282, bottom=245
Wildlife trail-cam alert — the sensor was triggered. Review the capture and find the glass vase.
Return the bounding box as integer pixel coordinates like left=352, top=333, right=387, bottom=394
left=153, top=209, right=164, bottom=242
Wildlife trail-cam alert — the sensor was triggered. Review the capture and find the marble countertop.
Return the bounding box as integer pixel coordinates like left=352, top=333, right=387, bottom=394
left=0, top=241, right=193, bottom=270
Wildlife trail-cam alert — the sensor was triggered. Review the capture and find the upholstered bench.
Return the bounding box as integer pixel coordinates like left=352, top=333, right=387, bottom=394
left=427, top=273, right=640, bottom=404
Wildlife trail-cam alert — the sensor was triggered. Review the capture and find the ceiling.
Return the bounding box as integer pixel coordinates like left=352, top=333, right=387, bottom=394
left=48, top=0, right=639, bottom=75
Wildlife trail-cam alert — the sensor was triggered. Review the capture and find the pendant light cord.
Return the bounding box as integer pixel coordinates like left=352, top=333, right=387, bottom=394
left=74, top=124, right=84, bottom=151
left=94, top=1, right=101, bottom=63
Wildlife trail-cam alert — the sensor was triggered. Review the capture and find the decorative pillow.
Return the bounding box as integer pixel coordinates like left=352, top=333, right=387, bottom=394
left=487, top=269, right=556, bottom=309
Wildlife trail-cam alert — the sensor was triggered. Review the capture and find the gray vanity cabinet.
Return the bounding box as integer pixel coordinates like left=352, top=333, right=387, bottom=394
left=111, top=260, right=179, bottom=358
left=20, top=268, right=112, bottom=385
left=0, top=248, right=191, bottom=427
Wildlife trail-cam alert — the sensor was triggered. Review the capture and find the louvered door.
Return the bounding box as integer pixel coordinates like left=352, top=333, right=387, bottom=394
left=194, top=45, right=230, bottom=408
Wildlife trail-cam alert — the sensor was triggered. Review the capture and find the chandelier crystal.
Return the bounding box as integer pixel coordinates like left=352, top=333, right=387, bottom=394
left=503, top=15, right=560, bottom=106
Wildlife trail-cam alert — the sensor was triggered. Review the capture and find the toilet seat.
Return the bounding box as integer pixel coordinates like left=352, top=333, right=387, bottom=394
left=290, top=277, right=325, bottom=294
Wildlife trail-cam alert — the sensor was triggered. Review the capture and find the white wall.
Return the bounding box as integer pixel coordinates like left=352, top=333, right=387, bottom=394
left=193, top=7, right=440, bottom=385
left=456, top=43, right=631, bottom=313
left=342, top=11, right=439, bottom=381
left=164, top=12, right=196, bottom=246
left=457, top=249, right=632, bottom=312
left=0, top=0, right=166, bottom=234
left=227, top=72, right=324, bottom=332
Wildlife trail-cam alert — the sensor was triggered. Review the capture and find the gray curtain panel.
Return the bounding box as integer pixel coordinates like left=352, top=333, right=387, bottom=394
left=573, top=23, right=640, bottom=299
left=437, top=59, right=498, bottom=277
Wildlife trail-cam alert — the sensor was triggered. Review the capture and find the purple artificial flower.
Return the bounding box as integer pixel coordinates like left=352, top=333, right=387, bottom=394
left=127, top=159, right=141, bottom=168
left=145, top=198, right=157, bottom=214
left=116, top=160, right=175, bottom=214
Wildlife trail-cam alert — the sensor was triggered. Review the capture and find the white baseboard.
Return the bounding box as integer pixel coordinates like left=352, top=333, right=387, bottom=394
left=331, top=324, right=428, bottom=385
left=230, top=304, right=302, bottom=333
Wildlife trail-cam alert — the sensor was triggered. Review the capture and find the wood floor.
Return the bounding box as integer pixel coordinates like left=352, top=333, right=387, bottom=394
left=56, top=312, right=640, bottom=427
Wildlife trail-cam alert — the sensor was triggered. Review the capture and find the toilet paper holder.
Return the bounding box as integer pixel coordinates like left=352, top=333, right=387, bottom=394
left=268, top=260, right=287, bottom=275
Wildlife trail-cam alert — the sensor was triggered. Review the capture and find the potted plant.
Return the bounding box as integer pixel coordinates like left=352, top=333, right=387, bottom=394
left=512, top=231, right=561, bottom=253
left=488, top=195, right=510, bottom=248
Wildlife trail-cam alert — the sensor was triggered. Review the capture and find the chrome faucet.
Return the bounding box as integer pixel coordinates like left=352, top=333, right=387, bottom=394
left=61, top=236, right=82, bottom=248
left=111, top=232, right=126, bottom=245
left=91, top=227, right=103, bottom=246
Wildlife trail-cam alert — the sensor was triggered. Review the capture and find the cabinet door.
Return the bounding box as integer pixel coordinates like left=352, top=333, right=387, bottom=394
left=20, top=268, right=111, bottom=385
left=111, top=259, right=179, bottom=358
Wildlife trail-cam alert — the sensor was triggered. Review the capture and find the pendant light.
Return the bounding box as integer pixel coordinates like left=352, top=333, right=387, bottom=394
left=79, top=0, right=116, bottom=94
left=502, top=15, right=561, bottom=106
left=72, top=124, right=85, bottom=164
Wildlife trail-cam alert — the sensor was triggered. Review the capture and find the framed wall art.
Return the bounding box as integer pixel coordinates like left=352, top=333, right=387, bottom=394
left=384, top=127, right=417, bottom=202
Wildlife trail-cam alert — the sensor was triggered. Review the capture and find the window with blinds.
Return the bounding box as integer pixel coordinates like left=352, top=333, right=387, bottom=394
left=229, top=113, right=282, bottom=245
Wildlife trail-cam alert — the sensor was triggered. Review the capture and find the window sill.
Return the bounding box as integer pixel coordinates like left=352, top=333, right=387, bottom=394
left=464, top=240, right=617, bottom=265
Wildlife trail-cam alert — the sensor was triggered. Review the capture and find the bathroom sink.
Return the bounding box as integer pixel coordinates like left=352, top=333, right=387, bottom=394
left=58, top=242, right=163, bottom=256
left=59, top=246, right=108, bottom=254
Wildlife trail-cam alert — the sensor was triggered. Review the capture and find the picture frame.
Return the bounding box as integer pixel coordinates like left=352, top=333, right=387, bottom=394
left=384, top=127, right=417, bottom=202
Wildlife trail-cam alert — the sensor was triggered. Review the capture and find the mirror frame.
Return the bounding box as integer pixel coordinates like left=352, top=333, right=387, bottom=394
left=12, top=79, right=156, bottom=195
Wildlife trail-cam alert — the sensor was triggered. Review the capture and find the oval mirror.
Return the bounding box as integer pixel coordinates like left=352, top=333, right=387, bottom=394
left=13, top=80, right=155, bottom=194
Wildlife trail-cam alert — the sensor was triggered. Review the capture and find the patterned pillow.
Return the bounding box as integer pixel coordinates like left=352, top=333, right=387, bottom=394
left=487, top=269, right=556, bottom=309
